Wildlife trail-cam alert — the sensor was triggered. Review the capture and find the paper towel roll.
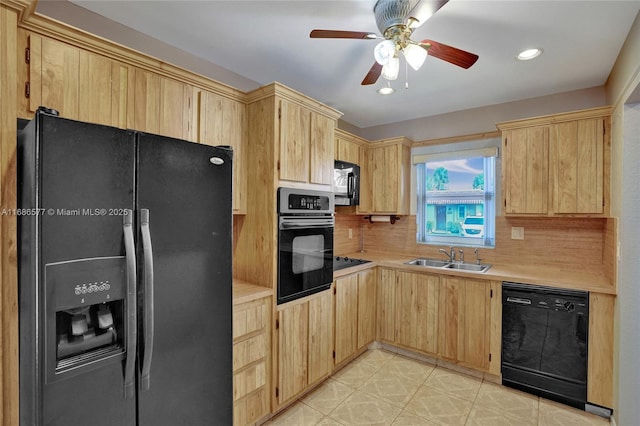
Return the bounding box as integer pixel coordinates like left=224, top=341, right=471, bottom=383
left=370, top=215, right=391, bottom=223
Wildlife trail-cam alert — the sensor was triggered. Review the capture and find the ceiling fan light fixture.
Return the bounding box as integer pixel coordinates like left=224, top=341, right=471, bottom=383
left=403, top=43, right=428, bottom=71
left=377, top=85, right=395, bottom=95
left=374, top=39, right=396, bottom=65
left=382, top=56, right=400, bottom=80
left=516, top=48, right=543, bottom=61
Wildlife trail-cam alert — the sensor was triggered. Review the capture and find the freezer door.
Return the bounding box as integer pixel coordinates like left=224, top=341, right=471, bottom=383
left=136, top=133, right=233, bottom=425
left=19, top=111, right=136, bottom=426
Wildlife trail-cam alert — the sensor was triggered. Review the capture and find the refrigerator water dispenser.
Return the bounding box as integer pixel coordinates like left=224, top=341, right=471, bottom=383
left=45, top=257, right=128, bottom=382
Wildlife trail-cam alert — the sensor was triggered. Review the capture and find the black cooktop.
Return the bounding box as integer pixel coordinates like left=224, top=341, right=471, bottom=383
left=333, top=256, right=371, bottom=271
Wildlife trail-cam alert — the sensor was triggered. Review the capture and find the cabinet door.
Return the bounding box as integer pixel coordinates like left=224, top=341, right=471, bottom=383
left=587, top=293, right=614, bottom=408
left=308, top=292, right=333, bottom=384
left=370, top=145, right=398, bottom=213
left=310, top=113, right=334, bottom=185
left=28, top=34, right=127, bottom=127
left=132, top=69, right=193, bottom=140
left=503, top=127, right=549, bottom=214
left=357, top=269, right=377, bottom=349
left=357, top=145, right=372, bottom=214
left=277, top=302, right=308, bottom=404
left=199, top=91, right=246, bottom=213
left=396, top=272, right=439, bottom=354
left=334, top=275, right=358, bottom=365
left=438, top=277, right=492, bottom=370
left=279, top=99, right=310, bottom=182
left=336, top=136, right=360, bottom=164
left=376, top=268, right=396, bottom=343
left=551, top=118, right=604, bottom=214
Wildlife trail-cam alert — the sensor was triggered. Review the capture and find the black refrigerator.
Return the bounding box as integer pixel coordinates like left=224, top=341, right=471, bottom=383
left=17, top=108, right=233, bottom=425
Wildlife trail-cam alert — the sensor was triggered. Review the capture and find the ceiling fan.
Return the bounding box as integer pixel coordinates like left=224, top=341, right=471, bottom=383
left=310, top=0, right=478, bottom=85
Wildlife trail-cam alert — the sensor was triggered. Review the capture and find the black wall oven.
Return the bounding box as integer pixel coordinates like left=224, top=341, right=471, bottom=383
left=277, top=187, right=334, bottom=304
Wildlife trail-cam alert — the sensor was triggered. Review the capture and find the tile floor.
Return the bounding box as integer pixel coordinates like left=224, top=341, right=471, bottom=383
left=263, top=349, right=610, bottom=426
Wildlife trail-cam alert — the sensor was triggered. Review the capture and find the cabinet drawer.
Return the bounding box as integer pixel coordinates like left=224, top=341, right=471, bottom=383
left=233, top=387, right=268, bottom=426
left=233, top=302, right=266, bottom=339
left=234, top=361, right=266, bottom=401
left=233, top=333, right=266, bottom=372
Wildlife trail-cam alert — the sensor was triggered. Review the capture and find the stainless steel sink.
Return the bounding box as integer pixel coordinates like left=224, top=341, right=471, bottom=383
left=444, top=262, right=492, bottom=273
left=405, top=258, right=450, bottom=268
left=405, top=258, right=491, bottom=273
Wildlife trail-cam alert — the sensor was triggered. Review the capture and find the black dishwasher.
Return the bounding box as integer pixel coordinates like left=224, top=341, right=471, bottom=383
left=502, top=282, right=588, bottom=410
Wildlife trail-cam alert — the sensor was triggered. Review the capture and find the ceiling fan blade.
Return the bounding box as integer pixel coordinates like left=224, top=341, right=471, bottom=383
left=310, top=29, right=377, bottom=39
left=407, top=0, right=449, bottom=29
left=361, top=62, right=383, bottom=85
left=420, top=39, right=479, bottom=69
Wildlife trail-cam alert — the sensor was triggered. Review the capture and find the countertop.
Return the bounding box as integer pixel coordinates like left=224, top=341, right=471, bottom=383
left=335, top=250, right=616, bottom=295
left=232, top=278, right=273, bottom=305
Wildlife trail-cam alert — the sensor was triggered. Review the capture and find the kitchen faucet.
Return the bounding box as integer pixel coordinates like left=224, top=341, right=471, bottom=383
left=439, top=247, right=456, bottom=262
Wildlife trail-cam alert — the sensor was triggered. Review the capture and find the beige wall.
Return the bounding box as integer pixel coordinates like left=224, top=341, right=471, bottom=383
left=36, top=0, right=261, bottom=93
left=605, top=9, right=640, bottom=426
left=347, top=86, right=607, bottom=142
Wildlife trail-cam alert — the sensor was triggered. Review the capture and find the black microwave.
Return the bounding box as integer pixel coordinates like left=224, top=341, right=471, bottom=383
left=333, top=160, right=360, bottom=206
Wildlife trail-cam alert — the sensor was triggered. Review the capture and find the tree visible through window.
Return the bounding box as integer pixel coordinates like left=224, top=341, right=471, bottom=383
left=416, top=153, right=495, bottom=247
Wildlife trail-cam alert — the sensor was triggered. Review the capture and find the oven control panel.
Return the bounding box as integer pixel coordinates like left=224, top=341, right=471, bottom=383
left=288, top=194, right=328, bottom=210
left=278, top=187, right=334, bottom=215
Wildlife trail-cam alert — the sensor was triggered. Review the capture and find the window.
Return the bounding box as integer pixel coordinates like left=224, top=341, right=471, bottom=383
left=414, top=147, right=497, bottom=248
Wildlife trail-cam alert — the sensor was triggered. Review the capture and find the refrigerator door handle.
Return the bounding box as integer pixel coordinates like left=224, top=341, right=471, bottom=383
left=140, top=208, right=154, bottom=391
left=123, top=209, right=137, bottom=399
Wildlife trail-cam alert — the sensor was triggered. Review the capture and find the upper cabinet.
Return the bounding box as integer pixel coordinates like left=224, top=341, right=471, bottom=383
left=131, top=69, right=195, bottom=141
left=198, top=90, right=247, bottom=214
left=498, top=107, right=611, bottom=216
left=25, top=34, right=128, bottom=127
left=335, top=129, right=364, bottom=165
left=247, top=84, right=341, bottom=187
left=368, top=137, right=412, bottom=215
left=278, top=97, right=338, bottom=185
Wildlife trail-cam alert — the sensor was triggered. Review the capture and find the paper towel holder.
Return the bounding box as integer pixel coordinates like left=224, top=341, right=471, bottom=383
left=364, top=215, right=400, bottom=224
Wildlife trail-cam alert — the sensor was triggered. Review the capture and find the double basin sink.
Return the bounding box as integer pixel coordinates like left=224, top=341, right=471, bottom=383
left=405, top=258, right=492, bottom=273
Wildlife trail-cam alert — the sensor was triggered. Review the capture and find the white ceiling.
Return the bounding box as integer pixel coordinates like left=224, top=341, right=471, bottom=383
left=64, top=0, right=640, bottom=129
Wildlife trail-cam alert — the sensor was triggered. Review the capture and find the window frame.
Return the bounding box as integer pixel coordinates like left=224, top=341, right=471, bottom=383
left=411, top=140, right=500, bottom=249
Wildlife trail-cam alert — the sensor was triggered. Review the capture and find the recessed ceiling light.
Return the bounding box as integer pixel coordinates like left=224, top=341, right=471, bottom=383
left=377, top=86, right=395, bottom=95
left=517, top=48, right=543, bottom=61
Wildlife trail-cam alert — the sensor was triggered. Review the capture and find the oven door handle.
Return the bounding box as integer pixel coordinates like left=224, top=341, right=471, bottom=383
left=280, top=219, right=334, bottom=230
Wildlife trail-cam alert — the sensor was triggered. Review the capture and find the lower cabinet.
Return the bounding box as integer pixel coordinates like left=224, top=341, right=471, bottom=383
left=376, top=268, right=397, bottom=343
left=438, top=277, right=500, bottom=373
left=375, top=269, right=501, bottom=375
left=334, top=268, right=377, bottom=366
left=396, top=271, right=439, bottom=355
left=274, top=291, right=333, bottom=408
left=233, top=296, right=272, bottom=426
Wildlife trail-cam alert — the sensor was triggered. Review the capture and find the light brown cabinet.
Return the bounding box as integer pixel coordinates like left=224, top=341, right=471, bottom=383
left=198, top=90, right=247, bottom=213
left=233, top=296, right=271, bottom=426
left=438, top=277, right=499, bottom=372
left=587, top=292, right=615, bottom=408
left=396, top=271, right=439, bottom=355
left=26, top=34, right=128, bottom=127
left=376, top=268, right=397, bottom=343
left=274, top=291, right=332, bottom=408
left=132, top=69, right=194, bottom=141
left=498, top=107, right=610, bottom=216
left=551, top=118, right=605, bottom=214
left=334, top=268, right=377, bottom=366
left=278, top=98, right=336, bottom=185
left=334, top=274, right=358, bottom=365
left=356, top=268, right=377, bottom=349
left=502, top=126, right=549, bottom=214
left=368, top=138, right=411, bottom=214
left=335, top=129, right=363, bottom=165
